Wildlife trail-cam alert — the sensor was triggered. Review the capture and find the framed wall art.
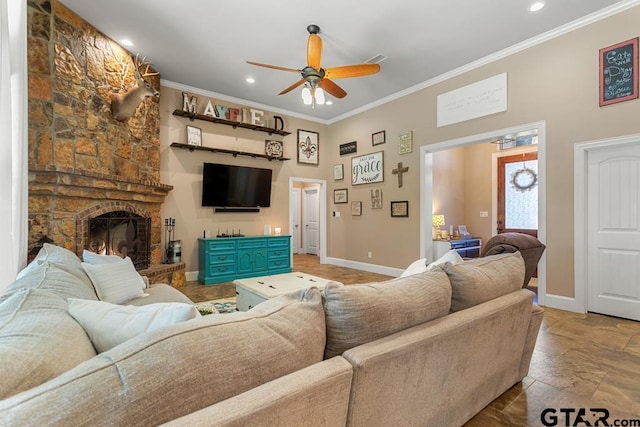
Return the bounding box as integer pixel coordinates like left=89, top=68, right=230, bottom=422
left=333, top=164, right=344, bottom=181
left=351, top=201, right=362, bottom=216
left=297, top=129, right=319, bottom=165
left=391, top=201, right=409, bottom=218
left=186, top=125, right=202, bottom=146
left=371, top=188, right=382, bottom=209
left=372, top=130, right=385, bottom=146
left=340, top=141, right=357, bottom=156
left=399, top=131, right=413, bottom=154
left=351, top=151, right=384, bottom=185
left=265, top=140, right=284, bottom=158
left=334, top=188, right=348, bottom=204
left=599, top=37, right=638, bottom=106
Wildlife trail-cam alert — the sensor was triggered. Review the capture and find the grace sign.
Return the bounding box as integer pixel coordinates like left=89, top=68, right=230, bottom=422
left=352, top=151, right=384, bottom=185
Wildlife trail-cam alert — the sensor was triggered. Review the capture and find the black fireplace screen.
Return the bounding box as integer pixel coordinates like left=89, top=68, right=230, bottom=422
left=88, top=211, right=151, bottom=270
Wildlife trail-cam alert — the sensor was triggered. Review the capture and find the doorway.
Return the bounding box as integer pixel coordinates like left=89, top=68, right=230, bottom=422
left=289, top=177, right=327, bottom=263
left=420, top=121, right=546, bottom=305
left=575, top=134, right=640, bottom=321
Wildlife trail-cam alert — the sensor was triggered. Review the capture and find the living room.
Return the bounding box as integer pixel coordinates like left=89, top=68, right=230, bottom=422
left=2, top=0, right=640, bottom=425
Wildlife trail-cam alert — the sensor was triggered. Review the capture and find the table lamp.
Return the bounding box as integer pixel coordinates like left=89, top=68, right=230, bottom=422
left=432, top=214, right=445, bottom=239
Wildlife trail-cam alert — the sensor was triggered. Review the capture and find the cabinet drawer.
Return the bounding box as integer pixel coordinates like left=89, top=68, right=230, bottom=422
left=209, top=263, right=236, bottom=276
left=237, top=239, right=267, bottom=249
left=268, top=248, right=289, bottom=259
left=268, top=238, right=290, bottom=248
left=208, top=252, right=235, bottom=263
left=268, top=258, right=290, bottom=269
left=206, top=240, right=236, bottom=251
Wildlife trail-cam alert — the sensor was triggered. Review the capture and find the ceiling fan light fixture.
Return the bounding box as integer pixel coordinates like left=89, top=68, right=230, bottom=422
left=314, top=87, right=325, bottom=105
left=301, top=85, right=313, bottom=105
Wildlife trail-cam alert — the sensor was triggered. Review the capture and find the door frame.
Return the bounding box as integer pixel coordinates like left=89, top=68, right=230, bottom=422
left=289, top=177, right=327, bottom=264
left=574, top=132, right=640, bottom=313
left=290, top=187, right=302, bottom=254
left=420, top=120, right=547, bottom=305
left=492, top=146, right=538, bottom=236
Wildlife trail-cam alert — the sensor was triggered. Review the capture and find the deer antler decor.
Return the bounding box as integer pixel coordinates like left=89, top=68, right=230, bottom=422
left=110, top=54, right=160, bottom=122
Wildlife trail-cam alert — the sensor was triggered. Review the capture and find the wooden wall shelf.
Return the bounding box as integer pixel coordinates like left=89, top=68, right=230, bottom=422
left=172, top=110, right=290, bottom=136
left=170, top=142, right=290, bottom=161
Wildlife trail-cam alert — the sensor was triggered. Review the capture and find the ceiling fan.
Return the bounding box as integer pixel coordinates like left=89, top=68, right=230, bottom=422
left=247, top=24, right=380, bottom=106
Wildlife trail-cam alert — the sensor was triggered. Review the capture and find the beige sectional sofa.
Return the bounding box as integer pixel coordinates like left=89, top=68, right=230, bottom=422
left=0, top=244, right=542, bottom=427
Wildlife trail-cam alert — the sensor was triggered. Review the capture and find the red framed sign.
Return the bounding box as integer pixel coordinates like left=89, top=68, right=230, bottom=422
left=599, top=37, right=638, bottom=106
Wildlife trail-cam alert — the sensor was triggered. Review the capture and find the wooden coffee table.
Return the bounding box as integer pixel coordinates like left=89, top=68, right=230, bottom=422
left=233, top=272, right=330, bottom=311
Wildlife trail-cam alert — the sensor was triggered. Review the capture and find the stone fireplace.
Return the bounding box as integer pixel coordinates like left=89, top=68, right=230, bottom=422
left=26, top=2, right=185, bottom=288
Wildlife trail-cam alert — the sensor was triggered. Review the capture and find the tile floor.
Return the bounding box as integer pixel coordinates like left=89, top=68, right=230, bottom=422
left=179, top=254, right=640, bottom=426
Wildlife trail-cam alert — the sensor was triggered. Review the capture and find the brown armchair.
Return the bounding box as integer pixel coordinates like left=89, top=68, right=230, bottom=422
left=480, top=233, right=545, bottom=288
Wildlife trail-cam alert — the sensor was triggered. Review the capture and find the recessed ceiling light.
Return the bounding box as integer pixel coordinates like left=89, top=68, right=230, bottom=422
left=246, top=77, right=255, bottom=84
left=120, top=39, right=133, bottom=47
left=529, top=1, right=545, bottom=12
left=326, top=101, right=333, bottom=105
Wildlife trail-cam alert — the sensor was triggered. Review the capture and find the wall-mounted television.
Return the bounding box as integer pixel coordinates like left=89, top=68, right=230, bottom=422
left=201, top=162, right=272, bottom=208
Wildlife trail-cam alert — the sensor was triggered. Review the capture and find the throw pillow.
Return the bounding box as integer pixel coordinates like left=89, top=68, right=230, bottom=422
left=82, top=250, right=124, bottom=265
left=426, top=249, right=463, bottom=271
left=399, top=258, right=427, bottom=278
left=67, top=298, right=199, bottom=353
left=441, top=251, right=525, bottom=312
left=323, top=270, right=452, bottom=359
left=82, top=250, right=147, bottom=290
left=82, top=257, right=145, bottom=304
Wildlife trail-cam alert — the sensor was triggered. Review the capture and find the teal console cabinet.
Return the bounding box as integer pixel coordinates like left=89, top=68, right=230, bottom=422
left=198, top=235, right=292, bottom=285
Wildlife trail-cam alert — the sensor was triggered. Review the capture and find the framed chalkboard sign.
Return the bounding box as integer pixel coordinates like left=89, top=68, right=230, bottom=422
left=599, top=37, right=638, bottom=107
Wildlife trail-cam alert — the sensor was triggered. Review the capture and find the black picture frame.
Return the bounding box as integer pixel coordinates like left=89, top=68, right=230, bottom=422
left=391, top=201, right=409, bottom=217
left=333, top=188, right=348, bottom=204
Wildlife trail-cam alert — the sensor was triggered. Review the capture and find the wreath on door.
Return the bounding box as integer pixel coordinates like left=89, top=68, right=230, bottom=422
left=510, top=167, right=538, bottom=192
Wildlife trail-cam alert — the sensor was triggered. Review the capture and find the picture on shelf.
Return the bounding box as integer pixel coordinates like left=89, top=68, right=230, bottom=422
left=187, top=125, right=202, bottom=146
left=265, top=140, right=284, bottom=158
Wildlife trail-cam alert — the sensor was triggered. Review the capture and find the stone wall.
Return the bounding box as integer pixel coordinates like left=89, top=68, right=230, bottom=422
left=27, top=0, right=166, bottom=253
left=27, top=1, right=181, bottom=285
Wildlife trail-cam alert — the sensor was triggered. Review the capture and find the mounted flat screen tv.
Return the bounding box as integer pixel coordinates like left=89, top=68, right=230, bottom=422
left=201, top=162, right=272, bottom=208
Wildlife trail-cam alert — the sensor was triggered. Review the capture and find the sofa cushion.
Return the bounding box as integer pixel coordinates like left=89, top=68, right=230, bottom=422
left=7, top=261, right=98, bottom=301
left=442, top=251, right=525, bottom=312
left=400, top=250, right=463, bottom=278
left=0, top=287, right=326, bottom=426
left=82, top=257, right=145, bottom=303
left=0, top=289, right=97, bottom=400
left=323, top=270, right=452, bottom=359
left=126, top=283, right=194, bottom=306
left=68, top=298, right=200, bottom=353
left=17, top=243, right=92, bottom=289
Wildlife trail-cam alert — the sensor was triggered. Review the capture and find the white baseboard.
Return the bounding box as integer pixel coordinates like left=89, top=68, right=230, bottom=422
left=324, top=257, right=403, bottom=278
left=185, top=271, right=198, bottom=282
left=541, top=293, right=583, bottom=313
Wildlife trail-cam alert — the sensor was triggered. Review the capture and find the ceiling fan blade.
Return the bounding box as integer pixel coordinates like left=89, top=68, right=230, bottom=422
left=246, top=61, right=301, bottom=73
left=307, top=33, right=322, bottom=71
left=278, top=78, right=306, bottom=95
left=325, top=63, right=381, bottom=79
left=319, top=78, right=347, bottom=99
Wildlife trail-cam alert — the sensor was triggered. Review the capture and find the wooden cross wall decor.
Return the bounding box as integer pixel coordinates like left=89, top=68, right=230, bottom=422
left=392, top=162, right=409, bottom=187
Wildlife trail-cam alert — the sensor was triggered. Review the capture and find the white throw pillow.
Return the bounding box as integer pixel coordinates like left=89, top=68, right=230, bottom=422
left=399, top=258, right=428, bottom=277
left=82, top=250, right=124, bottom=265
left=82, top=257, right=145, bottom=304
left=426, top=249, right=463, bottom=271
left=82, top=251, right=147, bottom=290
left=67, top=298, right=199, bottom=353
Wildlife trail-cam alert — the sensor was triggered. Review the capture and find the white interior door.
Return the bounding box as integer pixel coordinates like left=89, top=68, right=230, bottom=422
left=303, top=187, right=319, bottom=255
left=290, top=188, right=301, bottom=254
left=587, top=142, right=640, bottom=321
